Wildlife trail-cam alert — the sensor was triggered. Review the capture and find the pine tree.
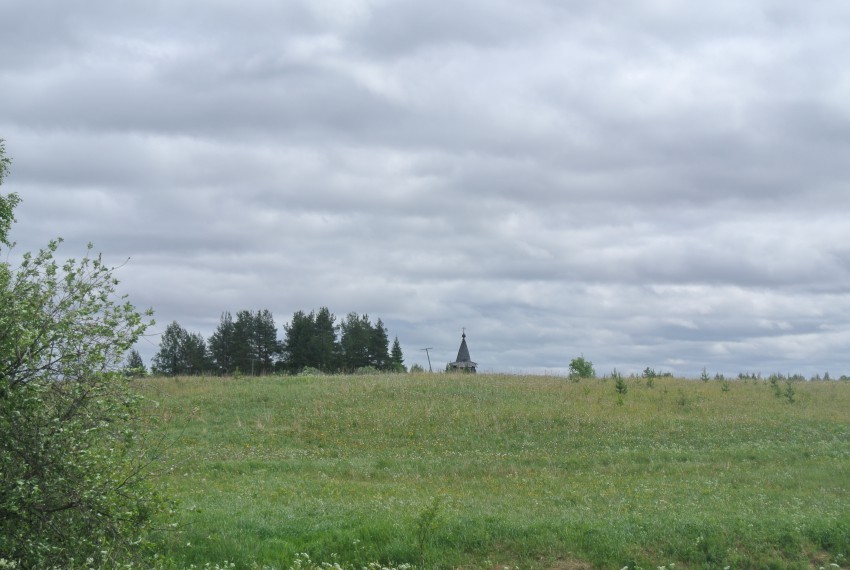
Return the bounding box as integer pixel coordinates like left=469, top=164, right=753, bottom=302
left=228, top=310, right=280, bottom=375
left=253, top=309, right=280, bottom=374
left=208, top=311, right=236, bottom=374
left=283, top=310, right=316, bottom=373
left=232, top=310, right=256, bottom=374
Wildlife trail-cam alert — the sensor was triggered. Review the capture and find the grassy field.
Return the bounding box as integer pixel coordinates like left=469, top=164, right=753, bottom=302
left=138, top=373, right=850, bottom=569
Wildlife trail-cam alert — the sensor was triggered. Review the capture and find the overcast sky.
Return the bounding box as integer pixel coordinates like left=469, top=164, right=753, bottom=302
left=2, top=1, right=850, bottom=377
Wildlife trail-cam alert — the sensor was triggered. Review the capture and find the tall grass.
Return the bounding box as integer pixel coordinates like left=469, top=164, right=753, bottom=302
left=138, top=374, right=850, bottom=569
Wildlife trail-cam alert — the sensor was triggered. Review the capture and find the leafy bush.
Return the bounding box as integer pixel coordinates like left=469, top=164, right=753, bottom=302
left=0, top=239, right=160, bottom=567
left=1, top=162, right=161, bottom=567
left=569, top=356, right=595, bottom=381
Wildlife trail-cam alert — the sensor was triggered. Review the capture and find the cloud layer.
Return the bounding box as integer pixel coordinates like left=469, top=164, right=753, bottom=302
left=3, top=0, right=850, bottom=375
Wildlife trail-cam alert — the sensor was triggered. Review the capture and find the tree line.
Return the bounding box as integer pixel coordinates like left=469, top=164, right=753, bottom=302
left=146, top=307, right=405, bottom=376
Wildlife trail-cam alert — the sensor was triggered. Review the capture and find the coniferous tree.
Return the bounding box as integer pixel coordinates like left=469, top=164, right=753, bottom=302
left=184, top=331, right=210, bottom=375
left=245, top=307, right=402, bottom=374
left=370, top=318, right=390, bottom=370
left=152, top=321, right=209, bottom=375
left=151, top=321, right=191, bottom=376
left=229, top=309, right=280, bottom=375
left=339, top=312, right=373, bottom=371
left=232, top=310, right=256, bottom=374
left=283, top=310, right=316, bottom=373
left=253, top=309, right=280, bottom=375
left=390, top=336, right=406, bottom=372
left=124, top=348, right=146, bottom=377
left=282, top=307, right=339, bottom=373
left=208, top=311, right=236, bottom=374
left=311, top=307, right=339, bottom=372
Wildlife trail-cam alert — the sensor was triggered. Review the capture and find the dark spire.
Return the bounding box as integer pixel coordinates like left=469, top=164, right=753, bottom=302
left=448, top=329, right=477, bottom=372
left=455, top=331, right=471, bottom=363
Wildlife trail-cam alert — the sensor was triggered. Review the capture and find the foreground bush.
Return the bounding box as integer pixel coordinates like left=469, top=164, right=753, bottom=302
left=1, top=153, right=161, bottom=567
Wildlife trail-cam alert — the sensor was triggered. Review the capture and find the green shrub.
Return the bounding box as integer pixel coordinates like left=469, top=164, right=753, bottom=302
left=1, top=163, right=162, bottom=567
left=0, top=240, right=160, bottom=568
left=569, top=356, right=595, bottom=381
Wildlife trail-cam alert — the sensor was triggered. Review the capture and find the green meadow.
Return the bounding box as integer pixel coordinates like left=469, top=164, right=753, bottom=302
left=140, top=373, right=850, bottom=569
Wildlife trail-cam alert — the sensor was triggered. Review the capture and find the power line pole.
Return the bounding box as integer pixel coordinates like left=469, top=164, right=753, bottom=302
left=420, top=347, right=433, bottom=372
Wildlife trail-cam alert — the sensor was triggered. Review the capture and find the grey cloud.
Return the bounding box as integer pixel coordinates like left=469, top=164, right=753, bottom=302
left=3, top=0, right=850, bottom=377
left=349, top=0, right=556, bottom=56
left=4, top=64, right=404, bottom=139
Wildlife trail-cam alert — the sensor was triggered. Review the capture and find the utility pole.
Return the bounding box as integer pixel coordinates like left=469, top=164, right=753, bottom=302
left=420, top=348, right=433, bottom=372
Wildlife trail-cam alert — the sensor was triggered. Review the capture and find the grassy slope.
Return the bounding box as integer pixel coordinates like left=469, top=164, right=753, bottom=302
left=139, top=374, right=850, bottom=569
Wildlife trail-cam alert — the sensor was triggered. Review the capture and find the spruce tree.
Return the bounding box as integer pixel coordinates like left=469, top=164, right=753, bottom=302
left=124, top=348, right=146, bottom=377
left=390, top=336, right=406, bottom=372
left=370, top=318, right=390, bottom=370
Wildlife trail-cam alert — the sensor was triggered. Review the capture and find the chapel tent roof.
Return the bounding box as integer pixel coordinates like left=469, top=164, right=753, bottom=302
left=455, top=333, right=472, bottom=363
left=449, top=331, right=477, bottom=372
